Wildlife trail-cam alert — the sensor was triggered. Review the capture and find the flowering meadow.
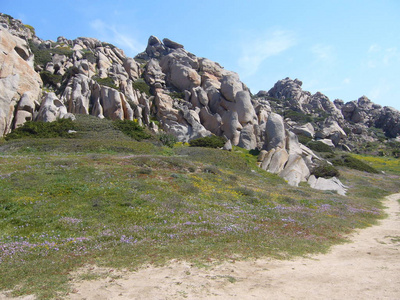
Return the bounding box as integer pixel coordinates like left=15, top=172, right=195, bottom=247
left=0, top=115, right=399, bottom=299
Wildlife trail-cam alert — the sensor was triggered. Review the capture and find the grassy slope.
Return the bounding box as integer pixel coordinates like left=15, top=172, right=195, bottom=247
left=0, top=115, right=399, bottom=299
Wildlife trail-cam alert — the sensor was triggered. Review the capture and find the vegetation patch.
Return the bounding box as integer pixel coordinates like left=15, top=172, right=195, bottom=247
left=5, top=119, right=77, bottom=140
left=113, top=119, right=152, bottom=141
left=81, top=50, right=96, bottom=64
left=332, top=154, right=379, bottom=174
left=29, top=41, right=52, bottom=66
left=189, top=135, right=226, bottom=148
left=169, top=91, right=185, bottom=99
left=283, top=109, right=312, bottom=124
left=132, top=79, right=151, bottom=96
left=23, top=24, right=35, bottom=35
left=158, top=132, right=177, bottom=148
left=307, top=140, right=334, bottom=153
left=40, top=71, right=62, bottom=88
left=312, top=162, right=340, bottom=178
left=93, top=76, right=118, bottom=90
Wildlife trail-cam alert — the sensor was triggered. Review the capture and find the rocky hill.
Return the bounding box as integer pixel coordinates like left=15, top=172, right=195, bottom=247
left=1, top=13, right=399, bottom=193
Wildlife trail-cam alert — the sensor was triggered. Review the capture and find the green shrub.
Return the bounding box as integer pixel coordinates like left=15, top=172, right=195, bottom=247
left=40, top=71, right=62, bottom=88
left=132, top=79, right=151, bottom=96
left=169, top=91, right=185, bottom=99
left=23, top=24, right=35, bottom=36
left=51, top=47, right=73, bottom=58
left=5, top=119, right=77, bottom=140
left=113, top=120, right=151, bottom=141
left=29, top=41, right=52, bottom=66
left=307, top=140, right=333, bottom=153
left=332, top=155, right=379, bottom=174
left=343, top=127, right=351, bottom=135
left=93, top=77, right=118, bottom=89
left=58, top=66, right=79, bottom=94
left=189, top=135, right=226, bottom=148
left=312, top=162, right=340, bottom=178
left=158, top=132, right=177, bottom=148
left=297, top=134, right=312, bottom=145
left=102, top=42, right=116, bottom=49
left=81, top=50, right=96, bottom=64
left=283, top=109, right=312, bottom=123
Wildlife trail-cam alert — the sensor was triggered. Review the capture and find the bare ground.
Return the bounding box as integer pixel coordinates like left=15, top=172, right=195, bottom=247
left=2, top=194, right=400, bottom=300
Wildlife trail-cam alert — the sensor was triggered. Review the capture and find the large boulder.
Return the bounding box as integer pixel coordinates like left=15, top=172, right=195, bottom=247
left=308, top=175, right=347, bottom=196
left=279, top=154, right=310, bottom=186
left=292, top=122, right=315, bottom=138
left=0, top=26, right=42, bottom=135
left=315, top=117, right=346, bottom=145
left=220, top=74, right=243, bottom=102
left=36, top=92, right=71, bottom=122
left=265, top=113, right=286, bottom=150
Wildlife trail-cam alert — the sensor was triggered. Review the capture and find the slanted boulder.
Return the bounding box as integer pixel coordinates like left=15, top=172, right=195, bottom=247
left=308, top=175, right=347, bottom=196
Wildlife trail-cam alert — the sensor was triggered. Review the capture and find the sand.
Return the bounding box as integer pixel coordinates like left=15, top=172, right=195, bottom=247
left=2, top=194, right=400, bottom=299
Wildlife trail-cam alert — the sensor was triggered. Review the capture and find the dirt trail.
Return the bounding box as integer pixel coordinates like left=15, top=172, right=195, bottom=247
left=2, top=194, right=400, bottom=299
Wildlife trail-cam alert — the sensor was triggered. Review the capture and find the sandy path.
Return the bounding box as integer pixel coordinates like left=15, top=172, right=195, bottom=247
left=2, top=194, right=399, bottom=300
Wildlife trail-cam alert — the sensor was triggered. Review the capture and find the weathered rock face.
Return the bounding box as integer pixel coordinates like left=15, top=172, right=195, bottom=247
left=375, top=106, right=400, bottom=138
left=137, top=36, right=260, bottom=146
left=36, top=92, right=73, bottom=122
left=259, top=77, right=400, bottom=149
left=0, top=25, right=42, bottom=135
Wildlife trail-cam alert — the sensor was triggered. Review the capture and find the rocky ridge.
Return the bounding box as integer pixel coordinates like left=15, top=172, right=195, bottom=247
left=1, top=13, right=399, bottom=193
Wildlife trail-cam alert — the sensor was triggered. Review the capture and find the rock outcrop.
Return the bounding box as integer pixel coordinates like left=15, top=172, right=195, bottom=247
left=0, top=23, right=42, bottom=135
left=1, top=13, right=399, bottom=194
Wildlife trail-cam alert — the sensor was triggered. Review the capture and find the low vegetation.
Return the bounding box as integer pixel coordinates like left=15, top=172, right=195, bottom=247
left=331, top=154, right=379, bottom=174
left=189, top=135, right=226, bottom=148
left=92, top=76, right=118, bottom=90
left=132, top=79, right=151, bottom=96
left=306, top=140, right=334, bottom=153
left=0, top=116, right=399, bottom=299
left=113, top=119, right=152, bottom=141
left=5, top=119, right=77, bottom=140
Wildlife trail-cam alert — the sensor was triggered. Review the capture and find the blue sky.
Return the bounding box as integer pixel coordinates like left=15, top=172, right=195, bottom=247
left=3, top=0, right=400, bottom=109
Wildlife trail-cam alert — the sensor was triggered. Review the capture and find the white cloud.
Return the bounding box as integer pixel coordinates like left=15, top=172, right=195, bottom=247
left=311, top=44, right=335, bottom=63
left=238, top=30, right=296, bottom=76
left=365, top=44, right=400, bottom=69
left=368, top=44, right=381, bottom=53
left=343, top=78, right=351, bottom=85
left=89, top=19, right=145, bottom=56
left=368, top=79, right=391, bottom=103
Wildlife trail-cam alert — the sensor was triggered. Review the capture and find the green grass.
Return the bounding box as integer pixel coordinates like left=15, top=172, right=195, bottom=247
left=0, top=116, right=398, bottom=299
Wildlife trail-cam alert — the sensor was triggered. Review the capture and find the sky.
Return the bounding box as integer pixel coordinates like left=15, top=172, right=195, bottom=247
left=2, top=0, right=400, bottom=110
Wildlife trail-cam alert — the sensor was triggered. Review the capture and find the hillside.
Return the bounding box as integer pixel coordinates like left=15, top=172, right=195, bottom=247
left=0, top=12, right=400, bottom=299
left=1, top=13, right=400, bottom=193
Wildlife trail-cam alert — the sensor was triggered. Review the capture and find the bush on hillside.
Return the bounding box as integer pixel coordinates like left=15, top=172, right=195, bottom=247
left=40, top=71, right=62, bottom=88
left=29, top=40, right=52, bottom=66
left=283, top=109, right=312, bottom=124
left=93, top=76, right=118, bottom=89
left=307, top=140, right=334, bottom=153
left=81, top=50, right=96, bottom=64
left=312, top=162, right=340, bottom=178
left=5, top=119, right=77, bottom=140
left=113, top=119, right=151, bottom=141
left=132, top=79, right=151, bottom=96
left=332, top=155, right=379, bottom=174
left=189, top=135, right=226, bottom=148
left=158, top=133, right=177, bottom=148
left=297, top=134, right=312, bottom=145
left=24, top=24, right=35, bottom=35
